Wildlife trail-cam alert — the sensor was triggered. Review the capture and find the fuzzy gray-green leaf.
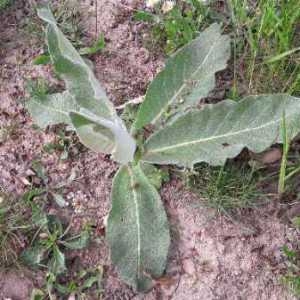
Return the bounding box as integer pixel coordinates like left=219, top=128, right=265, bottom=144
left=142, top=94, right=300, bottom=167
left=37, top=5, right=114, bottom=119
left=107, top=164, right=170, bottom=291
left=134, top=23, right=230, bottom=129
left=27, top=92, right=78, bottom=129
left=21, top=245, right=46, bottom=267
left=69, top=111, right=115, bottom=155
left=69, top=111, right=136, bottom=164
left=34, top=6, right=136, bottom=163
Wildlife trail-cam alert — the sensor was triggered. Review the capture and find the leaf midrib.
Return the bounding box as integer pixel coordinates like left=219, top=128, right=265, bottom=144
left=30, top=97, right=71, bottom=117
left=151, top=36, right=219, bottom=125
left=128, top=166, right=141, bottom=281
left=146, top=117, right=283, bottom=154
left=52, top=25, right=115, bottom=118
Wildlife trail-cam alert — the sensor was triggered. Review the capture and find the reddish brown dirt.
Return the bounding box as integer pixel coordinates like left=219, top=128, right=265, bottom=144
left=0, top=1, right=298, bottom=299
left=0, top=272, right=33, bottom=300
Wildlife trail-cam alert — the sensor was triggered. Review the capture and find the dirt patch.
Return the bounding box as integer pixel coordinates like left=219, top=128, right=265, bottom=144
left=152, top=179, right=297, bottom=300
left=0, top=1, right=299, bottom=299
left=81, top=0, right=164, bottom=105
left=0, top=272, right=33, bottom=300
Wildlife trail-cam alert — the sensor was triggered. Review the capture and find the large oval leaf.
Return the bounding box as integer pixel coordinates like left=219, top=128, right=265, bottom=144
left=37, top=5, right=114, bottom=119
left=134, top=23, right=230, bottom=129
left=107, top=164, right=170, bottom=291
left=32, top=6, right=136, bottom=164
left=142, top=94, right=300, bottom=167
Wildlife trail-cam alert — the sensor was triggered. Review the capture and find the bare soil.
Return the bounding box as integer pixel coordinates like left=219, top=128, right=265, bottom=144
left=0, top=1, right=298, bottom=299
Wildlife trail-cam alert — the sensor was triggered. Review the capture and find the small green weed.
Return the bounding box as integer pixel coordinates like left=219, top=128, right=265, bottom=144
left=44, top=266, right=103, bottom=299
left=21, top=198, right=91, bottom=299
left=0, top=185, right=92, bottom=298
left=26, top=78, right=50, bottom=99
left=0, top=188, right=48, bottom=268
left=135, top=0, right=210, bottom=54
left=0, top=0, right=11, bottom=10
left=53, top=0, right=106, bottom=55
left=31, top=1, right=105, bottom=66
left=188, top=162, right=263, bottom=213
left=33, top=32, right=106, bottom=66
left=24, top=0, right=88, bottom=56
left=79, top=33, right=106, bottom=56
left=21, top=213, right=90, bottom=274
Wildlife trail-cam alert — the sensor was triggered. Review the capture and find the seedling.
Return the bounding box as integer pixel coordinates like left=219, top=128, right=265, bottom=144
left=79, top=33, right=106, bottom=56
left=26, top=78, right=50, bottom=99
left=30, top=263, right=101, bottom=300
left=28, top=5, right=300, bottom=291
left=21, top=211, right=90, bottom=275
left=47, top=266, right=103, bottom=299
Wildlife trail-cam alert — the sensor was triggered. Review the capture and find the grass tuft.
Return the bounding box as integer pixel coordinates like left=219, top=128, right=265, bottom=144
left=229, top=0, right=300, bottom=96
left=0, top=190, right=30, bottom=267
left=0, top=0, right=11, bottom=10
left=187, top=162, right=264, bottom=213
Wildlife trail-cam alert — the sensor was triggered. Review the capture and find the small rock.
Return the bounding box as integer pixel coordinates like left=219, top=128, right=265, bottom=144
left=182, top=259, right=196, bottom=275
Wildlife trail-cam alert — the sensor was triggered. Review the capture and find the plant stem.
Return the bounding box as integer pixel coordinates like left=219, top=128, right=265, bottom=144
left=285, top=165, right=300, bottom=182
left=278, top=111, right=289, bottom=195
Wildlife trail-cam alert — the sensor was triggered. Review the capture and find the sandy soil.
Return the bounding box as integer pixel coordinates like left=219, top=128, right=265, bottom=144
left=0, top=1, right=298, bottom=299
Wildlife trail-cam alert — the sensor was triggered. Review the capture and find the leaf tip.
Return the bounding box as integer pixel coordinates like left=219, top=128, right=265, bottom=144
left=37, top=3, right=56, bottom=25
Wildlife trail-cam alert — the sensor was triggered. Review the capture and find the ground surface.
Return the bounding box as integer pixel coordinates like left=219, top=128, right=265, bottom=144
left=0, top=1, right=298, bottom=299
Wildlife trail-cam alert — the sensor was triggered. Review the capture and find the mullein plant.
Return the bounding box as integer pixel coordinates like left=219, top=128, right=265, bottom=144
left=28, top=5, right=300, bottom=291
